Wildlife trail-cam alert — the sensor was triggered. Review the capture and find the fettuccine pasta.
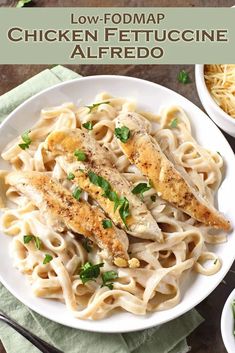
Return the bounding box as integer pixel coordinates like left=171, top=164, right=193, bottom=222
left=0, top=93, right=227, bottom=320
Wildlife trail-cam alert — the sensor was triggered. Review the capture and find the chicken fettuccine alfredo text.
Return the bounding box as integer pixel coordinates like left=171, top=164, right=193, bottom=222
left=1, top=8, right=234, bottom=64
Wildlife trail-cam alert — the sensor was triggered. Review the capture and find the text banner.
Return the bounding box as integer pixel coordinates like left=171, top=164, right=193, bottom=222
left=0, top=8, right=234, bottom=64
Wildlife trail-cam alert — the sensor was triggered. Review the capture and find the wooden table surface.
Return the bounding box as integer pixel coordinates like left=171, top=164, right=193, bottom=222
left=0, top=1, right=234, bottom=353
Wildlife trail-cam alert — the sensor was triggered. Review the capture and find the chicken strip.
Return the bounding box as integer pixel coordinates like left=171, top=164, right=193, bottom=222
left=6, top=171, right=130, bottom=267
left=115, top=112, right=230, bottom=231
left=45, top=128, right=163, bottom=242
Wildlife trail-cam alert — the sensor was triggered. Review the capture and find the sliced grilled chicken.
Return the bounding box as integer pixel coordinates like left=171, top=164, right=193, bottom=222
left=45, top=128, right=163, bottom=242
left=115, top=112, right=230, bottom=231
left=6, top=171, right=130, bottom=267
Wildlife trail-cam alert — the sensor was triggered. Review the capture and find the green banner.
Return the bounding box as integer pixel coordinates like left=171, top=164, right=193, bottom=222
left=0, top=7, right=234, bottom=64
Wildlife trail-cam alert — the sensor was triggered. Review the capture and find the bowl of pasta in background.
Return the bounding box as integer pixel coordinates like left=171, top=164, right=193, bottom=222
left=221, top=288, right=235, bottom=353
left=195, top=64, right=235, bottom=137
left=0, top=75, right=235, bottom=333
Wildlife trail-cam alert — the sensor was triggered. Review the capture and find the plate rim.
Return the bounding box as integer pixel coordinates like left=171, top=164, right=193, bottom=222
left=0, top=74, right=235, bottom=333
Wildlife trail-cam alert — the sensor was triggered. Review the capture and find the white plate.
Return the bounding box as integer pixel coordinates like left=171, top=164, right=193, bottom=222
left=221, top=289, right=235, bottom=353
left=0, top=75, right=235, bottom=333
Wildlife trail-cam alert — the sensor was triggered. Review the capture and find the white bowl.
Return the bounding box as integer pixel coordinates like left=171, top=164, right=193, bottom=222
left=1, top=75, right=235, bottom=333
left=221, top=288, right=235, bottom=353
left=195, top=64, right=235, bottom=137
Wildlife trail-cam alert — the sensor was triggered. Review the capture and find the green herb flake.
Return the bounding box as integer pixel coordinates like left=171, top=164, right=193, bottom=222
left=86, top=101, right=110, bottom=113
left=74, top=149, right=87, bottom=161
left=23, top=235, right=33, bottom=244
left=217, top=151, right=222, bottom=157
left=82, top=238, right=92, bottom=253
left=18, top=130, right=32, bottom=150
left=114, top=198, right=121, bottom=213
left=107, top=190, right=120, bottom=212
left=88, top=171, right=111, bottom=194
left=67, top=172, right=75, bottom=181
left=88, top=170, right=130, bottom=226
left=88, top=171, right=100, bottom=186
left=170, top=118, right=178, bottom=128
left=79, top=262, right=104, bottom=284
left=114, top=126, right=131, bottom=143
left=99, top=179, right=111, bottom=194
left=119, top=197, right=130, bottom=228
left=101, top=271, right=118, bottom=290
left=43, top=254, right=53, bottom=265
left=151, top=195, right=156, bottom=202
left=132, top=183, right=151, bottom=197
left=82, top=121, right=93, bottom=130
left=16, top=0, right=32, bottom=7
left=178, top=70, right=191, bottom=84
left=34, top=236, right=42, bottom=250
left=72, top=186, right=82, bottom=201
left=23, top=235, right=42, bottom=250
left=102, top=219, right=113, bottom=229
left=81, top=262, right=92, bottom=271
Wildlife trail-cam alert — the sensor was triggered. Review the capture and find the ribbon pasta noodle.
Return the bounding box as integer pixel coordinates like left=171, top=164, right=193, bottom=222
left=0, top=93, right=227, bottom=320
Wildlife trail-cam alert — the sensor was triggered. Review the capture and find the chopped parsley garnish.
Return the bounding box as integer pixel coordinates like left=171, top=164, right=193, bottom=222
left=18, top=130, right=32, bottom=150
left=101, top=271, right=118, bottom=290
left=23, top=235, right=33, bottom=244
left=23, top=235, right=42, bottom=250
left=43, top=254, right=53, bottom=264
left=79, top=262, right=117, bottom=288
left=82, top=238, right=92, bottom=253
left=178, top=70, right=191, bottom=84
left=102, top=219, right=113, bottom=229
left=119, top=197, right=130, bottom=228
left=74, top=149, right=87, bottom=161
left=98, top=178, right=110, bottom=195
left=16, top=0, right=32, bottom=7
left=67, top=172, right=75, bottom=181
left=114, top=126, right=130, bottom=143
left=232, top=300, right=235, bottom=336
left=79, top=262, right=104, bottom=284
left=86, top=101, right=110, bottom=113
left=214, top=258, right=218, bottom=265
left=217, top=151, right=222, bottom=157
left=88, top=171, right=111, bottom=197
left=82, top=121, right=93, bottom=130
left=151, top=195, right=156, bottom=202
left=170, top=118, right=178, bottom=128
left=34, top=236, right=42, bottom=250
left=88, top=170, right=100, bottom=185
left=88, top=171, right=130, bottom=228
left=72, top=186, right=82, bottom=201
left=132, top=183, right=151, bottom=198
left=107, top=190, right=120, bottom=212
